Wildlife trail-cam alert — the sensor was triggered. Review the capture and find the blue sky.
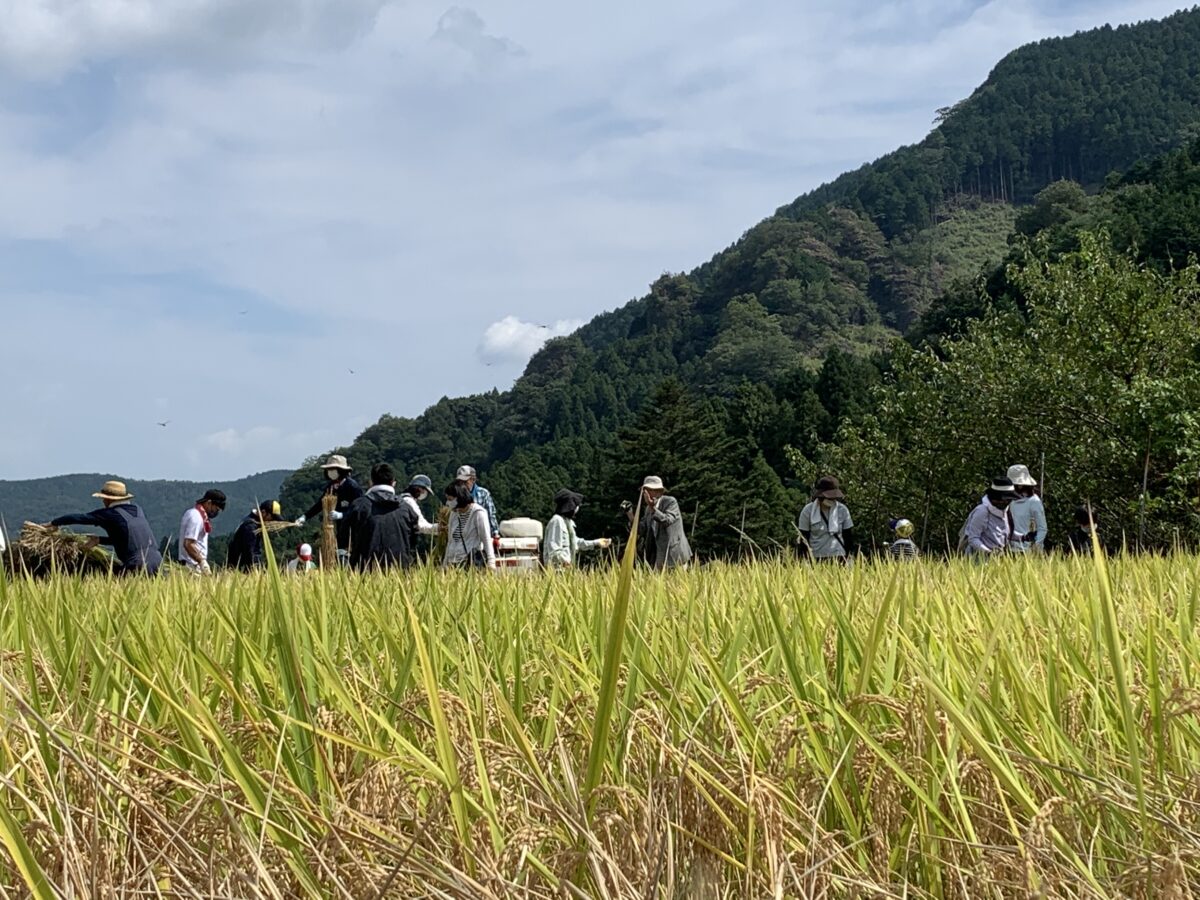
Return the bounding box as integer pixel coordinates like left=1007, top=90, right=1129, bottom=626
left=0, top=0, right=1188, bottom=481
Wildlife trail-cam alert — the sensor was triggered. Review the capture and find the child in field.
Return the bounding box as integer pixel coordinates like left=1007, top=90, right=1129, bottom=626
left=886, top=518, right=919, bottom=560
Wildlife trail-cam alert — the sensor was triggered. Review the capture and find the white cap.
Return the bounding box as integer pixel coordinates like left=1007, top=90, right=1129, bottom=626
left=455, top=465, right=475, bottom=481
left=642, top=475, right=665, bottom=491
left=299, top=543, right=313, bottom=559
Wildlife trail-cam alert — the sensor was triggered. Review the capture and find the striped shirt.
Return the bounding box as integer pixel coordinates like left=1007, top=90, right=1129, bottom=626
left=887, top=539, right=919, bottom=560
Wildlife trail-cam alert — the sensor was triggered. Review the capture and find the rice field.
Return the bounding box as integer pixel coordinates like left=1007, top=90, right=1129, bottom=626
left=1, top=547, right=1199, bottom=898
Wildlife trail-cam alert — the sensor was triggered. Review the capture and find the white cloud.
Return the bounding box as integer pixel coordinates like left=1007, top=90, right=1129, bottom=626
left=478, top=316, right=585, bottom=364
left=0, top=0, right=393, bottom=79
left=434, top=7, right=525, bottom=65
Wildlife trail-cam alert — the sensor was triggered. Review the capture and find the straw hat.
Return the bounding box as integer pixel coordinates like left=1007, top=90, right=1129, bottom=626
left=642, top=476, right=665, bottom=491
left=321, top=454, right=352, bottom=471
left=92, top=480, right=133, bottom=502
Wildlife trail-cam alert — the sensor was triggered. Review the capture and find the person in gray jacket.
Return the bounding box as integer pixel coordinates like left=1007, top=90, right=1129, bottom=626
left=629, top=475, right=692, bottom=570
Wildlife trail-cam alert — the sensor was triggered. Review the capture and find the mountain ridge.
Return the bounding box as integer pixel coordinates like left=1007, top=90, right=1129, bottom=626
left=0, top=470, right=290, bottom=540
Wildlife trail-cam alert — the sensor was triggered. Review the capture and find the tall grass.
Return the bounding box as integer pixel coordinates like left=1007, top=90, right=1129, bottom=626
left=0, top=553, right=1198, bottom=897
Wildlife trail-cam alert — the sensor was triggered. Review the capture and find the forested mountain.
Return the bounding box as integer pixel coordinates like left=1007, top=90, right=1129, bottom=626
left=281, top=9, right=1200, bottom=555
left=0, top=471, right=289, bottom=542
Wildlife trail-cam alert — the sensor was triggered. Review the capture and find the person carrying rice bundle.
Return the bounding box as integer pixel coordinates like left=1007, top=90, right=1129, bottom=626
left=45, top=480, right=162, bottom=575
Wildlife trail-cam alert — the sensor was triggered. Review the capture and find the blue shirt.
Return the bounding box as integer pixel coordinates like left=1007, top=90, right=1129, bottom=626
left=471, top=483, right=500, bottom=537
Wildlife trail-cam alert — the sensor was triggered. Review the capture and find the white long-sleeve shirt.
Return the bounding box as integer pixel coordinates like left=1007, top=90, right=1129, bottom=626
left=1008, top=495, right=1047, bottom=551
left=542, top=514, right=599, bottom=568
left=400, top=494, right=440, bottom=535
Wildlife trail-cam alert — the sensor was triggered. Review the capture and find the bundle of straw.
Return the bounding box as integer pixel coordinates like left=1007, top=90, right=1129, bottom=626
left=4, top=523, right=118, bottom=577
left=433, top=503, right=450, bottom=564
left=320, top=493, right=338, bottom=568
left=253, top=520, right=299, bottom=536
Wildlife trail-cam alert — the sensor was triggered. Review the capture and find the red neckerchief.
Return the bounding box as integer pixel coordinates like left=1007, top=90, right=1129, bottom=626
left=195, top=503, right=211, bottom=535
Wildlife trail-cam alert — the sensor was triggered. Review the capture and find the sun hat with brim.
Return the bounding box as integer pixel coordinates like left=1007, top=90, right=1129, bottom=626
left=642, top=476, right=665, bottom=491
left=408, top=475, right=434, bottom=492
left=92, top=480, right=133, bottom=502
left=1006, top=464, right=1037, bottom=487
left=320, top=454, right=352, bottom=471
left=813, top=475, right=844, bottom=500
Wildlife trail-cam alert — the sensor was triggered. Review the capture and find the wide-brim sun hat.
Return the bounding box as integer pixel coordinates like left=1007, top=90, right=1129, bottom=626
left=321, top=454, right=352, bottom=471
left=1007, top=464, right=1037, bottom=487
left=92, top=480, right=133, bottom=502
left=814, top=475, right=844, bottom=500
left=408, top=474, right=434, bottom=492
left=642, top=475, right=665, bottom=491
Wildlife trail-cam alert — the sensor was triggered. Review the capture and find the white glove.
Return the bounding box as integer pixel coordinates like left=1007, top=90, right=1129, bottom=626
left=200, top=562, right=212, bottom=576
left=330, top=510, right=344, bottom=521
left=295, top=515, right=306, bottom=527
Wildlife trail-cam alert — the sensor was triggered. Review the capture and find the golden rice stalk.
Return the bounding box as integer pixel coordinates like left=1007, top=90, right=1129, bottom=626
left=320, top=493, right=338, bottom=568
left=254, top=520, right=300, bottom=536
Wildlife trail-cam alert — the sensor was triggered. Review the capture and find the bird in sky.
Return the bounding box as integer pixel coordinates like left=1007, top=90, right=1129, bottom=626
left=156, top=421, right=170, bottom=428
left=349, top=368, right=355, bottom=375
left=238, top=310, right=248, bottom=315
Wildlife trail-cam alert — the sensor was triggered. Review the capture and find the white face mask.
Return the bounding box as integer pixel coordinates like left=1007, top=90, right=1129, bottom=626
left=325, top=469, right=340, bottom=482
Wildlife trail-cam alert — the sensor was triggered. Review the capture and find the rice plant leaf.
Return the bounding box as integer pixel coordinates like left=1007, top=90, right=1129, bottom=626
left=583, top=499, right=639, bottom=815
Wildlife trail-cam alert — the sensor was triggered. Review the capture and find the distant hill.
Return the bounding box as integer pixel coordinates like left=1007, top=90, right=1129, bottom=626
left=279, top=8, right=1200, bottom=553
left=0, top=471, right=290, bottom=543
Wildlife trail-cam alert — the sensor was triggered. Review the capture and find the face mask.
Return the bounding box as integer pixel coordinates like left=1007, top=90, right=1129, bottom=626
left=326, top=470, right=340, bottom=482
left=209, top=507, right=221, bottom=519
left=820, top=499, right=835, bottom=511
left=416, top=490, right=428, bottom=502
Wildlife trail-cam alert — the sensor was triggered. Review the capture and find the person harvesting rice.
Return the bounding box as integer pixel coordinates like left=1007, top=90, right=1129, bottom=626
left=543, top=489, right=611, bottom=569
left=45, top=479, right=162, bottom=575
left=442, top=482, right=496, bottom=570
left=629, top=476, right=692, bottom=570
left=179, top=489, right=226, bottom=575
left=346, top=464, right=420, bottom=571
left=455, top=465, right=500, bottom=539
left=797, top=476, right=855, bottom=563
left=227, top=499, right=284, bottom=571
left=295, top=455, right=363, bottom=552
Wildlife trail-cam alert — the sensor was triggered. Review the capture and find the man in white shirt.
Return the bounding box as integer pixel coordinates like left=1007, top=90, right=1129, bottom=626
left=179, top=489, right=227, bottom=575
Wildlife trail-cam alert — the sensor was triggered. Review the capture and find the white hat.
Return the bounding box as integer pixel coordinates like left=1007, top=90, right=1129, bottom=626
left=455, top=465, right=475, bottom=481
left=299, top=543, right=313, bottom=559
left=1007, top=464, right=1037, bottom=487
left=321, top=454, right=352, bottom=471
left=641, top=475, right=665, bottom=491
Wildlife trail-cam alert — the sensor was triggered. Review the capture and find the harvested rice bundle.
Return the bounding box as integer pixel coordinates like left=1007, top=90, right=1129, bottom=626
left=3, top=523, right=118, bottom=577
left=320, top=493, right=338, bottom=568
left=254, top=520, right=299, bottom=536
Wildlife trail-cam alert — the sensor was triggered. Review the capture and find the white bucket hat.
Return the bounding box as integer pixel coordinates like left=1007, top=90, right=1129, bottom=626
left=321, top=454, right=352, bottom=471
left=641, top=475, right=665, bottom=491
left=1006, top=464, right=1037, bottom=487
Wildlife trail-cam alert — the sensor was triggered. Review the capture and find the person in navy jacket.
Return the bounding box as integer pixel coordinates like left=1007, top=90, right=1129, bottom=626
left=47, top=480, right=162, bottom=575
